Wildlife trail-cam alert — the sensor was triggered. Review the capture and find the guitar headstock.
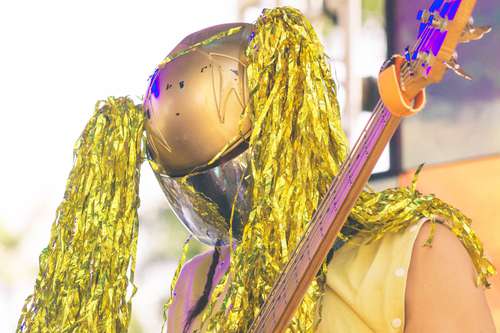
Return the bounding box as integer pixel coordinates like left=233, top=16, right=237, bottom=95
left=401, top=0, right=491, bottom=100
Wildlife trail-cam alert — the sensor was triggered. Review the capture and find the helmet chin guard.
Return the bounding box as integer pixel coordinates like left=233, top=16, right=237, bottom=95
left=144, top=23, right=254, bottom=245
left=153, top=146, right=252, bottom=245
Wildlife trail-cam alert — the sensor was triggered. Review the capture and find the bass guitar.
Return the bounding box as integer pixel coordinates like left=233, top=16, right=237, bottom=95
left=249, top=0, right=491, bottom=331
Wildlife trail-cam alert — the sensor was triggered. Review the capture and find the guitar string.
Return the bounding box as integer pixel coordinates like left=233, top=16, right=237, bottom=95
left=255, top=99, right=386, bottom=326
left=253, top=14, right=434, bottom=330
left=401, top=24, right=433, bottom=85
left=252, top=101, right=386, bottom=331
left=253, top=103, right=386, bottom=331
left=255, top=43, right=423, bottom=328
left=254, top=57, right=425, bottom=331
left=403, top=18, right=435, bottom=82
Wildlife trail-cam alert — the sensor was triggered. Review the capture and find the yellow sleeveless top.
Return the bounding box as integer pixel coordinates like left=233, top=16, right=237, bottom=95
left=167, top=219, right=427, bottom=332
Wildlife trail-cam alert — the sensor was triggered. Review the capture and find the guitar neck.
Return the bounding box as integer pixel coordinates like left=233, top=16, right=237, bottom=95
left=248, top=0, right=484, bottom=329
left=249, top=101, right=401, bottom=333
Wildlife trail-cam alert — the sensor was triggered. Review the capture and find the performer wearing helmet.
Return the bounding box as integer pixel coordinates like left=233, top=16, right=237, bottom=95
left=18, top=7, right=495, bottom=333
left=146, top=9, right=496, bottom=333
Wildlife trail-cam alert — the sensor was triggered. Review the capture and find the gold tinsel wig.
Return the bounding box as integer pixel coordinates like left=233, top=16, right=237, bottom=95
left=18, top=6, right=495, bottom=333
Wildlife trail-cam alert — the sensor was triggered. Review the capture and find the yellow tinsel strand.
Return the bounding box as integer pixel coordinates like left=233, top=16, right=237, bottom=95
left=203, top=7, right=348, bottom=332
left=199, top=7, right=494, bottom=332
left=17, top=97, right=144, bottom=332
left=162, top=236, right=192, bottom=333
left=16, top=9, right=495, bottom=333
left=349, top=166, right=496, bottom=287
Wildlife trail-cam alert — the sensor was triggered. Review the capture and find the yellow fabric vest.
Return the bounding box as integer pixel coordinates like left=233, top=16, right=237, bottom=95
left=167, top=219, right=427, bottom=332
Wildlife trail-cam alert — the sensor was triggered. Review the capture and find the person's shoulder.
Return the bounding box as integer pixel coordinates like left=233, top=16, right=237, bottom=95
left=408, top=222, right=479, bottom=287
left=405, top=222, right=496, bottom=332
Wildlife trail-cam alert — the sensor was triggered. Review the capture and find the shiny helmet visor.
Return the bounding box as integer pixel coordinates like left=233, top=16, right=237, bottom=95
left=144, top=23, right=254, bottom=245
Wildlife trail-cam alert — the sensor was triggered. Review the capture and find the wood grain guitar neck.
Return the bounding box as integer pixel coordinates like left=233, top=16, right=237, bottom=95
left=249, top=104, right=400, bottom=333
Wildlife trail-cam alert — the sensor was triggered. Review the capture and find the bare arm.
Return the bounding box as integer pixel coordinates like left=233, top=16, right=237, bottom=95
left=405, top=222, right=496, bottom=332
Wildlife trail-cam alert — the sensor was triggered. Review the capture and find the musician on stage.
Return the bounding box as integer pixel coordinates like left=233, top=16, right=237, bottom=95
left=18, top=6, right=496, bottom=333
left=155, top=8, right=496, bottom=333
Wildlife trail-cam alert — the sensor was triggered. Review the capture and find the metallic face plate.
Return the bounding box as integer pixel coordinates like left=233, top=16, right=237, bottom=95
left=155, top=148, right=252, bottom=245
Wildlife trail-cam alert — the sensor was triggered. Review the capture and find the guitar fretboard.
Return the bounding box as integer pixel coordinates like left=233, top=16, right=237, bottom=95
left=249, top=102, right=401, bottom=332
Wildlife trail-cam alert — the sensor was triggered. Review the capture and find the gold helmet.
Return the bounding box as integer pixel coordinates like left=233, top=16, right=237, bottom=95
left=18, top=8, right=493, bottom=333
left=143, top=23, right=254, bottom=245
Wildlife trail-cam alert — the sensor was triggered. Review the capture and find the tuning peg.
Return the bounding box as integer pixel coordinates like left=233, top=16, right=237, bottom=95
left=445, top=53, right=472, bottom=80
left=460, top=17, right=492, bottom=43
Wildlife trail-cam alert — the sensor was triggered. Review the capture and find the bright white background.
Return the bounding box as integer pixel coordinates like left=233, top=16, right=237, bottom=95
left=0, top=1, right=239, bottom=331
